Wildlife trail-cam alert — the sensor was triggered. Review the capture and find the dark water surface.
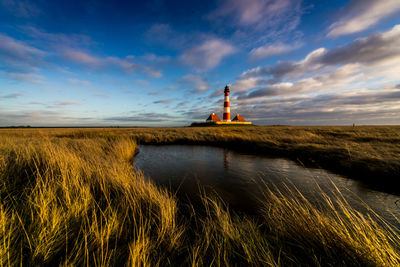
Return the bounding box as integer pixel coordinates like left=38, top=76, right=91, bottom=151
left=134, top=145, right=400, bottom=226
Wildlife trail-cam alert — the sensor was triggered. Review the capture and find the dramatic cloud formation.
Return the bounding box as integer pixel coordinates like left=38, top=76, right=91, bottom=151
left=180, top=39, right=235, bottom=72
left=224, top=26, right=400, bottom=124
left=207, top=0, right=303, bottom=50
left=235, top=84, right=400, bottom=125
left=327, top=0, right=400, bottom=37
left=0, top=0, right=399, bottom=126
left=238, top=24, right=400, bottom=89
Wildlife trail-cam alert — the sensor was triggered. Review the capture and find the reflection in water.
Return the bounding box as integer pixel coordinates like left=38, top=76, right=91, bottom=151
left=223, top=149, right=230, bottom=169
left=134, top=145, right=400, bottom=227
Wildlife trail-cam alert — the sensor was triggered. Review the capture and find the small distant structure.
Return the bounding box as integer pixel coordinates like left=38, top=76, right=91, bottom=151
left=191, top=85, right=252, bottom=126
left=232, top=114, right=246, bottom=122
left=206, top=112, right=221, bottom=122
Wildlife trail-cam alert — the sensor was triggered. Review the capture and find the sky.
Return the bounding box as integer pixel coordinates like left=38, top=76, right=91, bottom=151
left=0, top=0, right=400, bottom=126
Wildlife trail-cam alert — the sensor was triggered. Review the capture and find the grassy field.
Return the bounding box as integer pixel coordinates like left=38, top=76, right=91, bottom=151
left=1, top=127, right=400, bottom=266
left=5, top=125, right=398, bottom=192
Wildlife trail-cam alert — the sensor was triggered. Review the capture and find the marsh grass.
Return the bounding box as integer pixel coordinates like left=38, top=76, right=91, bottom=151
left=0, top=128, right=399, bottom=266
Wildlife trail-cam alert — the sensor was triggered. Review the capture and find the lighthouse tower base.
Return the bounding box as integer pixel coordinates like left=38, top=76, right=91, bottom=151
left=215, top=121, right=252, bottom=125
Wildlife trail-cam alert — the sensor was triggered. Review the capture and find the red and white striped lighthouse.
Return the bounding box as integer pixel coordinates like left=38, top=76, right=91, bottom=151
left=223, top=85, right=231, bottom=121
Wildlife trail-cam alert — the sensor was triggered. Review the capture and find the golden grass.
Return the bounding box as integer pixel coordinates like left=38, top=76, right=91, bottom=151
left=46, top=125, right=399, bottom=191
left=0, top=128, right=399, bottom=266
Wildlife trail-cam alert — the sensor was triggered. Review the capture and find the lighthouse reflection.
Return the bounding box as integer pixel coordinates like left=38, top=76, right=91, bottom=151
left=223, top=149, right=230, bottom=169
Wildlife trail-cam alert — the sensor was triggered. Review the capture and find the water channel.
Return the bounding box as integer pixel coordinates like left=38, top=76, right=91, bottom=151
left=134, top=145, right=400, bottom=227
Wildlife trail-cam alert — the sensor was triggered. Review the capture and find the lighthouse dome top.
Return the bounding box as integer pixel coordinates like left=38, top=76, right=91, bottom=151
left=224, top=85, right=230, bottom=93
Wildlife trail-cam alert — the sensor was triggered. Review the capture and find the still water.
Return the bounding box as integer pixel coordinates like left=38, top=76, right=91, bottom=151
left=134, top=145, right=400, bottom=226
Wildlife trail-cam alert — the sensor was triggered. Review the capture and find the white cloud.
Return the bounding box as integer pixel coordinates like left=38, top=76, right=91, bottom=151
left=327, top=0, right=400, bottom=37
left=233, top=84, right=400, bottom=125
left=207, top=0, right=303, bottom=51
left=228, top=26, right=400, bottom=124
left=232, top=77, right=263, bottom=92
left=180, top=39, right=236, bottom=72
left=61, top=49, right=163, bottom=78
left=55, top=100, right=80, bottom=106
left=62, top=49, right=103, bottom=67
left=153, top=99, right=172, bottom=104
left=68, top=78, right=91, bottom=86
left=249, top=43, right=300, bottom=60
left=5, top=72, right=44, bottom=83
left=178, top=74, right=209, bottom=92
left=208, top=0, right=293, bottom=27
left=0, top=93, right=22, bottom=99
left=0, top=33, right=47, bottom=82
left=239, top=25, right=400, bottom=82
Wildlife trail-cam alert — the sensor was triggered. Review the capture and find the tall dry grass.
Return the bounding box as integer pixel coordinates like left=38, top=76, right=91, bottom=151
left=0, top=129, right=399, bottom=266
left=0, top=134, right=182, bottom=266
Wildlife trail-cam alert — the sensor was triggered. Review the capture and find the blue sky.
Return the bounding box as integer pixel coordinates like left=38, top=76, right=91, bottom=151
left=0, top=0, right=400, bottom=126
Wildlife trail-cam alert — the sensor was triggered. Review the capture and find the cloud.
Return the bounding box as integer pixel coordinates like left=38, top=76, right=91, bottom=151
left=232, top=77, right=264, bottom=92
left=68, top=78, right=92, bottom=86
left=327, top=0, right=400, bottom=37
left=227, top=26, right=400, bottom=125
left=207, top=0, right=303, bottom=51
left=180, top=39, right=235, bottom=71
left=279, top=85, right=399, bottom=124
left=135, top=80, right=150, bottom=87
left=104, top=112, right=181, bottom=123
left=0, top=33, right=45, bottom=62
left=62, top=49, right=103, bottom=67
left=22, top=26, right=93, bottom=48
left=145, top=24, right=187, bottom=48
left=208, top=0, right=294, bottom=27
left=61, top=48, right=163, bottom=78
left=244, top=64, right=362, bottom=98
left=92, top=94, right=109, bottom=99
left=178, top=74, right=209, bottom=92
left=239, top=25, right=400, bottom=83
left=0, top=109, right=100, bottom=126
left=55, top=101, right=80, bottom=106
left=0, top=33, right=46, bottom=81
left=0, top=0, right=41, bottom=17
left=142, top=53, right=171, bottom=64
left=4, top=72, right=44, bottom=83
left=153, top=99, right=172, bottom=104
left=0, top=93, right=22, bottom=99
left=249, top=43, right=301, bottom=60
left=232, top=85, right=400, bottom=125
left=322, top=26, right=400, bottom=66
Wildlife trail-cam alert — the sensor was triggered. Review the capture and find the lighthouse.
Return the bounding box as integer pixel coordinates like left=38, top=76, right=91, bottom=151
left=223, top=85, right=231, bottom=121
left=196, top=83, right=252, bottom=126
